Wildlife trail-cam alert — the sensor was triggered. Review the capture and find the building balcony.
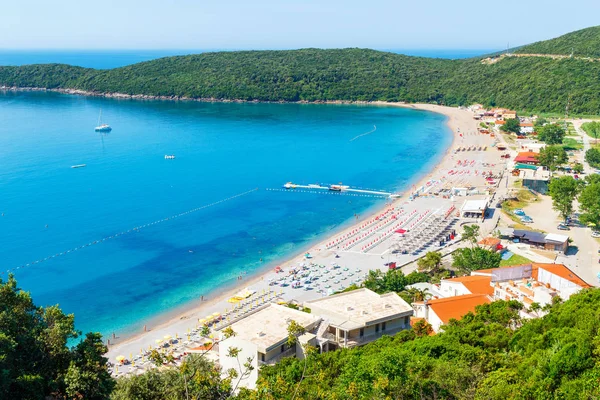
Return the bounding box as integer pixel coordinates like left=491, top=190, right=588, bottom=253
left=257, top=347, right=296, bottom=366
left=330, top=326, right=405, bottom=348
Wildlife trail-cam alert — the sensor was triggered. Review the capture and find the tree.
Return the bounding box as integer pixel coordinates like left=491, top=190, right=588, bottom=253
left=111, top=354, right=231, bottom=400
left=534, top=117, right=548, bottom=130
left=461, top=224, right=480, bottom=247
left=585, top=148, right=600, bottom=168
left=501, top=118, right=521, bottom=134
left=452, top=247, right=501, bottom=274
left=578, top=181, right=600, bottom=228
left=538, top=123, right=566, bottom=144
left=412, top=319, right=433, bottom=337
left=417, top=251, right=443, bottom=274
left=581, top=121, right=600, bottom=141
left=548, top=176, right=581, bottom=220
left=572, top=163, right=584, bottom=174
left=64, top=333, right=115, bottom=400
left=0, top=274, right=114, bottom=400
left=538, top=145, right=568, bottom=171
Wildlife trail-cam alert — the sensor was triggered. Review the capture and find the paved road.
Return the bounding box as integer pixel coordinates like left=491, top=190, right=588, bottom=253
left=524, top=196, right=599, bottom=285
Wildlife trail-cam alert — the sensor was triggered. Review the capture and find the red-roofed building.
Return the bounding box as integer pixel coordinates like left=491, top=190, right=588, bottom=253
left=412, top=263, right=590, bottom=332
left=412, top=294, right=491, bottom=332
left=514, top=151, right=539, bottom=165
left=520, top=122, right=535, bottom=134
left=439, top=274, right=494, bottom=297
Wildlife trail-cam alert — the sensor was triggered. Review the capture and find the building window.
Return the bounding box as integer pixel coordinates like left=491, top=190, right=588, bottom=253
left=359, top=328, right=364, bottom=338
left=375, top=324, right=380, bottom=333
left=261, top=353, right=265, bottom=362
left=404, top=316, right=409, bottom=325
left=281, top=344, right=285, bottom=353
left=382, top=322, right=386, bottom=331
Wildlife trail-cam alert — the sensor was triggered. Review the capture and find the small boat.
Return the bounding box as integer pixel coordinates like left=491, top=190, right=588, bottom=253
left=71, top=164, right=86, bottom=168
left=164, top=155, right=176, bottom=159
left=94, top=109, right=112, bottom=132
left=283, top=182, right=297, bottom=189
left=329, top=184, right=349, bottom=191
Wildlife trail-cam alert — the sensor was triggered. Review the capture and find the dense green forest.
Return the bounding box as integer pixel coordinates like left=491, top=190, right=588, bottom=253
left=3, top=272, right=600, bottom=399
left=515, top=26, right=600, bottom=57
left=1, top=26, right=600, bottom=115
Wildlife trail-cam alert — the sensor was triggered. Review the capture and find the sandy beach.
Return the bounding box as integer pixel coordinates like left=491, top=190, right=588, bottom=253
left=105, top=103, right=503, bottom=370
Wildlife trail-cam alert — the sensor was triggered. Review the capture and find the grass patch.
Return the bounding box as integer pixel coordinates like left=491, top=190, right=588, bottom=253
left=561, top=137, right=583, bottom=151
left=500, top=253, right=533, bottom=267
left=501, top=189, right=539, bottom=224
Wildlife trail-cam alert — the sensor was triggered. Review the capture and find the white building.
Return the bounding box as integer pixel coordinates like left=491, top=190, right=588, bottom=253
left=217, top=303, right=320, bottom=390
left=305, top=288, right=413, bottom=349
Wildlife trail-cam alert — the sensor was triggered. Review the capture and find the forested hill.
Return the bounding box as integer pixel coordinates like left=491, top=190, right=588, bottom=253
left=515, top=25, right=600, bottom=58
left=1, top=26, right=600, bottom=114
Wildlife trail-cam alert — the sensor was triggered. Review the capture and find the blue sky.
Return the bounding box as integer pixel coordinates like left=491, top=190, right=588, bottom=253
left=2, top=0, right=599, bottom=50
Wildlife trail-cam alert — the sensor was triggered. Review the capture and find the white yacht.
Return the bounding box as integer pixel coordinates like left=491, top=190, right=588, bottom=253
left=94, top=109, right=112, bottom=132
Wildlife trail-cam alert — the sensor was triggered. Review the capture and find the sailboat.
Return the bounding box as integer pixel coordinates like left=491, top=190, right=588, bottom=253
left=94, top=109, right=112, bottom=132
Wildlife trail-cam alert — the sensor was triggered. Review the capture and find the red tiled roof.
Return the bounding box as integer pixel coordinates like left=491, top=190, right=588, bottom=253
left=428, top=294, right=491, bottom=324
left=444, top=275, right=494, bottom=295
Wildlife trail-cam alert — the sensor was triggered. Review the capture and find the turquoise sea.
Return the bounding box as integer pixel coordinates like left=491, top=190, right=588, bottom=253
left=0, top=91, right=452, bottom=338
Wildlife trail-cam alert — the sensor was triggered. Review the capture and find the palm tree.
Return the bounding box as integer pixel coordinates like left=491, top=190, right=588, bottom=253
left=401, top=287, right=431, bottom=303
left=462, top=224, right=480, bottom=247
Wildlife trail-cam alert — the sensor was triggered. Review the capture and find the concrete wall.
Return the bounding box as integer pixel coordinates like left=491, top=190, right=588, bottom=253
left=429, top=310, right=444, bottom=332
left=219, top=337, right=259, bottom=390
left=440, top=281, right=471, bottom=297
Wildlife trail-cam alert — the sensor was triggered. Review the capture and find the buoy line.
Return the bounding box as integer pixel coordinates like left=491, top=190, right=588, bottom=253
left=2, top=188, right=259, bottom=276
left=349, top=125, right=376, bottom=142
left=266, top=188, right=388, bottom=199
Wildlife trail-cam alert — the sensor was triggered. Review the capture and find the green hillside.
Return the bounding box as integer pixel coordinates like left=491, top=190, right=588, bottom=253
left=1, top=27, right=600, bottom=114
left=515, top=26, right=600, bottom=58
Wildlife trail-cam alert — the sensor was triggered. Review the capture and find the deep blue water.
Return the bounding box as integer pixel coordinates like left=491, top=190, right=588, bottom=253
left=0, top=49, right=493, bottom=69
left=0, top=91, right=451, bottom=337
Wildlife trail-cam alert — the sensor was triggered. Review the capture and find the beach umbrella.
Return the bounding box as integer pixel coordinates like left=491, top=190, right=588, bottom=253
left=205, top=315, right=213, bottom=321
left=116, top=355, right=126, bottom=362
left=199, top=318, right=207, bottom=324
left=155, top=339, right=163, bottom=344
left=163, top=335, right=172, bottom=341
left=212, top=312, right=220, bottom=318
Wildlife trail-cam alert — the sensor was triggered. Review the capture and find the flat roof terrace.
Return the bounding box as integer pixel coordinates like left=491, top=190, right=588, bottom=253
left=306, top=288, right=413, bottom=331
left=221, top=303, right=320, bottom=353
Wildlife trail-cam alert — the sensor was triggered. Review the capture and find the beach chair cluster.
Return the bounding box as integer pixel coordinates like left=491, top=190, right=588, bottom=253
left=393, top=207, right=458, bottom=255
left=454, top=145, right=486, bottom=153
left=325, top=206, right=399, bottom=250
left=270, top=262, right=365, bottom=295
left=359, top=209, right=425, bottom=253
left=219, top=290, right=278, bottom=327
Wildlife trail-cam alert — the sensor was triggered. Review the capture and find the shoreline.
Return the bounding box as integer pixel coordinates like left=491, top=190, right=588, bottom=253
left=104, top=101, right=477, bottom=361
left=1, top=85, right=406, bottom=105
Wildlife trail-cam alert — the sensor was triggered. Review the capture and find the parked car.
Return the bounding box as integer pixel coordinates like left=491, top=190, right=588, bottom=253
left=591, top=231, right=600, bottom=238
left=514, top=209, right=526, bottom=216
left=520, top=216, right=534, bottom=223
left=557, top=224, right=570, bottom=231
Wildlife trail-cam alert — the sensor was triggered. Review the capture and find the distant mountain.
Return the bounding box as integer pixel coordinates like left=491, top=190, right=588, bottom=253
left=515, top=26, right=600, bottom=58
left=1, top=27, right=600, bottom=115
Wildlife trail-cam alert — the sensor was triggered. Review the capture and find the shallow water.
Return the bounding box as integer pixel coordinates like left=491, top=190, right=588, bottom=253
left=0, top=92, right=451, bottom=337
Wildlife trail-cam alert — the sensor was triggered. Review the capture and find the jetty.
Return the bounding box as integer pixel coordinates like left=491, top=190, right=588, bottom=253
left=282, top=182, right=398, bottom=198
